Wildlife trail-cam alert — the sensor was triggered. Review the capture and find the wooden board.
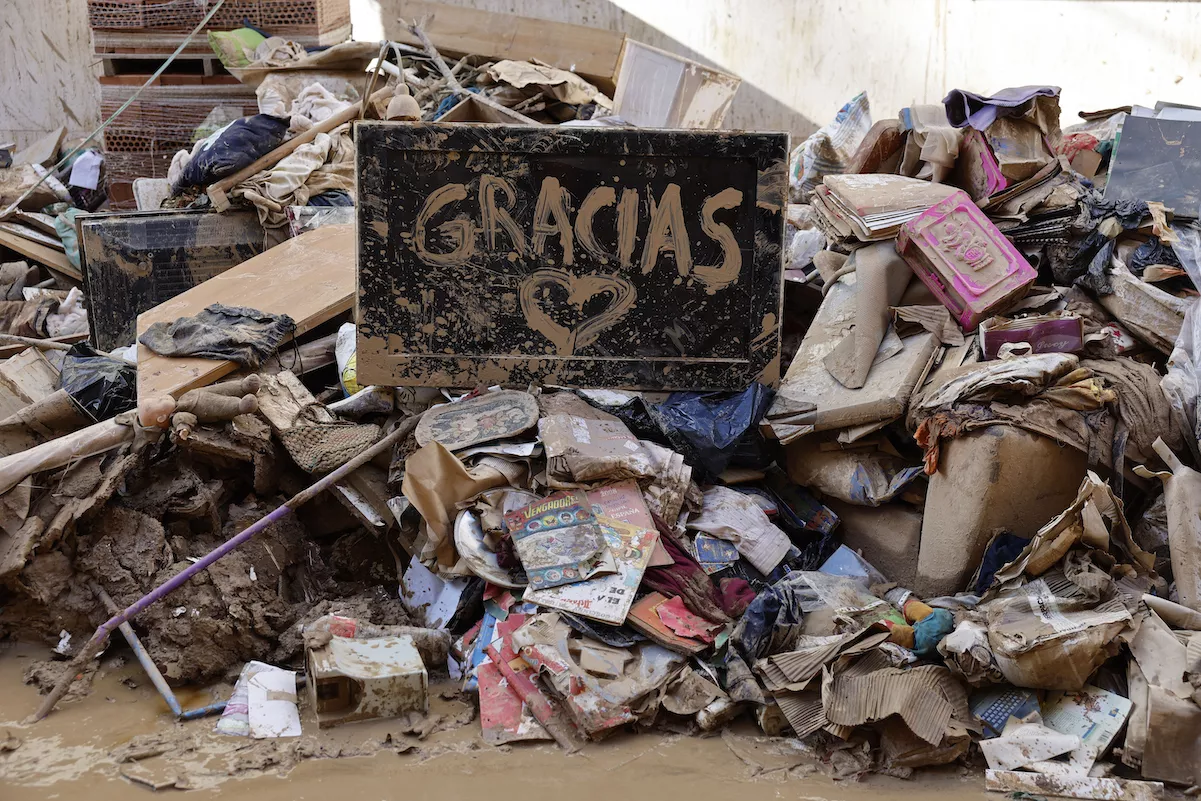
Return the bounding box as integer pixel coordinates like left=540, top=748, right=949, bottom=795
left=78, top=209, right=265, bottom=350
left=612, top=40, right=741, bottom=130
left=356, top=123, right=787, bottom=391
left=136, top=223, right=355, bottom=400
left=0, top=228, right=78, bottom=280
left=392, top=0, right=625, bottom=92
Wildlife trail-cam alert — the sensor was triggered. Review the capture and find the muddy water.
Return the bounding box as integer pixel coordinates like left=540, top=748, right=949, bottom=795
left=0, top=641, right=990, bottom=800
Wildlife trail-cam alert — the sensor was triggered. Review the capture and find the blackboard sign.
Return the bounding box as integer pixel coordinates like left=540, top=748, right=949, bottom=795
left=356, top=123, right=787, bottom=390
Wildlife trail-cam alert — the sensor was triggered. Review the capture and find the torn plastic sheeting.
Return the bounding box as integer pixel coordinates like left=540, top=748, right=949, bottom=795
left=60, top=342, right=137, bottom=423
left=174, top=114, right=290, bottom=192
left=784, top=437, right=922, bottom=507
left=986, top=579, right=1131, bottom=690
left=650, top=383, right=775, bottom=479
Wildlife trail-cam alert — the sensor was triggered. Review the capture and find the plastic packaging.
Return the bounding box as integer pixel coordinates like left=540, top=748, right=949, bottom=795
left=335, top=321, right=358, bottom=396
left=60, top=342, right=137, bottom=422
left=173, top=114, right=290, bottom=192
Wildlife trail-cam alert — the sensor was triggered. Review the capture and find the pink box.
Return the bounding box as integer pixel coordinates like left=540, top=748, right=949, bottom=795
left=896, top=190, right=1037, bottom=329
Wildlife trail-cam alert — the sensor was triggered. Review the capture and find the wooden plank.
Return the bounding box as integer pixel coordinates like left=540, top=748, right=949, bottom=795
left=256, top=371, right=334, bottom=434
left=0, top=228, right=79, bottom=280
left=0, top=333, right=86, bottom=361
left=355, top=123, right=787, bottom=391
left=391, top=0, right=625, bottom=91
left=136, top=224, right=355, bottom=400
left=0, top=222, right=64, bottom=252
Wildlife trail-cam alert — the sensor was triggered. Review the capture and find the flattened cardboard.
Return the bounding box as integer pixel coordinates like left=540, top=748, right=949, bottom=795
left=765, top=272, right=939, bottom=443
left=356, top=123, right=786, bottom=391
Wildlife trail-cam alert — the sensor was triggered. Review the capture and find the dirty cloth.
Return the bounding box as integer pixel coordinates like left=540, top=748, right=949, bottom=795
left=942, top=86, right=1060, bottom=131
left=232, top=125, right=355, bottom=229
left=899, top=104, right=962, bottom=183
left=790, top=92, right=872, bottom=201
left=910, top=353, right=1117, bottom=474
left=1084, top=357, right=1184, bottom=465
left=643, top=517, right=747, bottom=625
left=139, top=303, right=296, bottom=368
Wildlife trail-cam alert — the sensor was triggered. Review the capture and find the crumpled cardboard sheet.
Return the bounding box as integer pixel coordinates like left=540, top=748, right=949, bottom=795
left=539, top=414, right=656, bottom=487
left=487, top=60, right=613, bottom=108
left=985, top=472, right=1154, bottom=595
left=1134, top=438, right=1201, bottom=612
left=985, top=579, right=1131, bottom=690
left=821, top=662, right=962, bottom=746
left=765, top=272, right=939, bottom=443
left=823, top=242, right=913, bottom=389
left=1099, top=260, right=1190, bottom=355
left=685, top=485, right=790, bottom=574
left=510, top=612, right=685, bottom=737
left=402, top=441, right=509, bottom=569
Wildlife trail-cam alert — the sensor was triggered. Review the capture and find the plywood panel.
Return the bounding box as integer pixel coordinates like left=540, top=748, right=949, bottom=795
left=136, top=223, right=355, bottom=400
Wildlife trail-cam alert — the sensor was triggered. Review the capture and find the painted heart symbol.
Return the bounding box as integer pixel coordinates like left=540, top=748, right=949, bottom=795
left=519, top=268, right=637, bottom=356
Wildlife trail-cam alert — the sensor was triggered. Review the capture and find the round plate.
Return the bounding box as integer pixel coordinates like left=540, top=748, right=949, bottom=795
left=454, top=508, right=529, bottom=588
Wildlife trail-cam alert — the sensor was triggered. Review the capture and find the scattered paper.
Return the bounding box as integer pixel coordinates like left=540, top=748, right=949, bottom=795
left=68, top=150, right=102, bottom=190
left=247, top=668, right=301, bottom=739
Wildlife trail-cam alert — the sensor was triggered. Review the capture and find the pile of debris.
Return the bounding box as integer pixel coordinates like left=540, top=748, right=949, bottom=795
left=2, top=6, right=1201, bottom=800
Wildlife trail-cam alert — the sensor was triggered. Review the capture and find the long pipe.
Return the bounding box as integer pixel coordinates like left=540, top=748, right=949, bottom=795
left=89, top=580, right=182, bottom=717
left=32, top=412, right=422, bottom=722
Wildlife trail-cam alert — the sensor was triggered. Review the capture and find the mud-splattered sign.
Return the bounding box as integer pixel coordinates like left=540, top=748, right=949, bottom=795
left=355, top=123, right=787, bottom=390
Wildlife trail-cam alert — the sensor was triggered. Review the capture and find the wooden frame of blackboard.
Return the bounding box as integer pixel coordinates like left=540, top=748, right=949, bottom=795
left=355, top=122, right=788, bottom=391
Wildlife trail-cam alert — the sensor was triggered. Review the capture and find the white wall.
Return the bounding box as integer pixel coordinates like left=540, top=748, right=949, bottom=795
left=0, top=0, right=100, bottom=149
left=360, top=0, right=1201, bottom=137
left=6, top=0, right=1201, bottom=148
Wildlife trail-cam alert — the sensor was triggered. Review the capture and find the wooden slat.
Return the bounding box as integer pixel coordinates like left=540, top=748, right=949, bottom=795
left=0, top=228, right=78, bottom=280
left=391, top=0, right=625, bottom=90
left=135, top=224, right=355, bottom=400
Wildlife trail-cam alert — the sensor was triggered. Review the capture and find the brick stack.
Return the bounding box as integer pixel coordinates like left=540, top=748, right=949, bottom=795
left=89, top=0, right=352, bottom=207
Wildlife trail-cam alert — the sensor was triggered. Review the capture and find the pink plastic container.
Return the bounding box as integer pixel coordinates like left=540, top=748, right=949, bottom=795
left=896, top=190, right=1037, bottom=329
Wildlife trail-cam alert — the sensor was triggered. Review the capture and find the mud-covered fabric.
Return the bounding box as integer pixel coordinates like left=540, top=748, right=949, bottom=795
left=139, top=303, right=295, bottom=368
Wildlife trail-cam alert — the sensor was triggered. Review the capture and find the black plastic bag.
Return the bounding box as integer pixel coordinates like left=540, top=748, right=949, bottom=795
left=597, top=384, right=775, bottom=481
left=175, top=114, right=290, bottom=191
left=60, top=343, right=136, bottom=422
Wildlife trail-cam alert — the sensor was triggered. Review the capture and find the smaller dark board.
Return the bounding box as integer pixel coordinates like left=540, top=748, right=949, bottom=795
left=355, top=123, right=788, bottom=390
left=1107, top=116, right=1201, bottom=219
left=79, top=210, right=265, bottom=350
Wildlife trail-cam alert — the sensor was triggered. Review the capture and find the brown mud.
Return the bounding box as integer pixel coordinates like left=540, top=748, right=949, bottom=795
left=0, top=640, right=992, bottom=801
